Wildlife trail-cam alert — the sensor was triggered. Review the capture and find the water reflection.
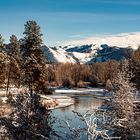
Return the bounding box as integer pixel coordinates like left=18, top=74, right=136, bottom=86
left=52, top=95, right=103, bottom=140
left=74, top=96, right=102, bottom=111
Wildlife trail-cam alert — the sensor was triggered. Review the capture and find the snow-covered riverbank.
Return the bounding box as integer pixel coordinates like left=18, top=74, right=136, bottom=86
left=0, top=87, right=106, bottom=110
left=0, top=88, right=75, bottom=110
left=49, top=95, right=74, bottom=109
left=40, top=94, right=74, bottom=110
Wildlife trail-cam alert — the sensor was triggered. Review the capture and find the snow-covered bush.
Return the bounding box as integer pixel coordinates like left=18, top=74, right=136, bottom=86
left=0, top=92, right=56, bottom=140
left=111, top=60, right=137, bottom=139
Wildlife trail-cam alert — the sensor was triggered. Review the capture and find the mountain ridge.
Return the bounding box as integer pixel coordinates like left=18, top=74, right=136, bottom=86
left=41, top=43, right=134, bottom=64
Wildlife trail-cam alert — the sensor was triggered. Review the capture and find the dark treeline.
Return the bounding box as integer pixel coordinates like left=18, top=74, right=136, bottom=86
left=46, top=60, right=119, bottom=88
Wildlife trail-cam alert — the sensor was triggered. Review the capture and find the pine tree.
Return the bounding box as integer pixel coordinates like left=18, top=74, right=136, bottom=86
left=9, top=35, right=20, bottom=61
left=0, top=35, right=7, bottom=86
left=0, top=34, right=4, bottom=51
left=7, top=35, right=20, bottom=88
left=22, top=20, right=48, bottom=94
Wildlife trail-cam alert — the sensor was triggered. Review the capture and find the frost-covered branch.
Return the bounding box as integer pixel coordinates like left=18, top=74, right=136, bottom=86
left=73, top=109, right=122, bottom=140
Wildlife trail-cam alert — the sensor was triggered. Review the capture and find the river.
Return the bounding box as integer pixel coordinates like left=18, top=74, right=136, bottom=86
left=51, top=95, right=103, bottom=140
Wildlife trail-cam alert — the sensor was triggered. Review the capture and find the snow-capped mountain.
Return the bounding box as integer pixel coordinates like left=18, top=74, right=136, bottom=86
left=41, top=43, right=134, bottom=64
left=41, top=45, right=76, bottom=63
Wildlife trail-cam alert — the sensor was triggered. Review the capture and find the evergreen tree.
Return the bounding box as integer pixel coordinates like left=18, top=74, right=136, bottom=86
left=0, top=34, right=5, bottom=61
left=0, top=35, right=7, bottom=86
left=9, top=35, right=20, bottom=61
left=22, top=20, right=48, bottom=94
left=0, top=34, right=4, bottom=53
left=7, top=35, right=20, bottom=88
left=0, top=34, right=4, bottom=51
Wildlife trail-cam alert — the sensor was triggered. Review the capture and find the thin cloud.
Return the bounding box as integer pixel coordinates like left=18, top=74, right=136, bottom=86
left=63, top=32, right=140, bottom=48
left=69, top=34, right=90, bottom=39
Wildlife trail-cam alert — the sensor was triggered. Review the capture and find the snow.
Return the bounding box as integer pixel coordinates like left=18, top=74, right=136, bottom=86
left=1, top=97, right=7, bottom=103
left=0, top=88, right=74, bottom=109
left=48, top=95, right=74, bottom=109
left=52, top=48, right=75, bottom=63
left=41, top=45, right=76, bottom=63
left=0, top=88, right=18, bottom=96
left=72, top=52, right=91, bottom=64
left=40, top=94, right=74, bottom=109
left=55, top=88, right=104, bottom=94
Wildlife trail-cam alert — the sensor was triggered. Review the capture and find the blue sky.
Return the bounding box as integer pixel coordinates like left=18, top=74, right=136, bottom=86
left=0, top=0, right=140, bottom=46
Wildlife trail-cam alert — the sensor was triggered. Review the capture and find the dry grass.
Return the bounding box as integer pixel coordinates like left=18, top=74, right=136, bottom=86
left=0, top=104, right=13, bottom=117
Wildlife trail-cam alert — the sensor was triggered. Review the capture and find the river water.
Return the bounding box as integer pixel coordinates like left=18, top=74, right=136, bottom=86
left=51, top=95, right=103, bottom=140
